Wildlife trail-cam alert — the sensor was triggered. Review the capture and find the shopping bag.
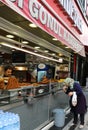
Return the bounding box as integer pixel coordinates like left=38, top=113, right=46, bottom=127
left=72, top=92, right=77, bottom=107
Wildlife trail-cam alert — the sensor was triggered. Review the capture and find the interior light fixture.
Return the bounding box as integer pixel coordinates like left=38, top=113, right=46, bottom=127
left=1, top=42, right=62, bottom=63
left=58, top=58, right=63, bottom=63
left=34, top=46, right=40, bottom=49
left=21, top=41, right=29, bottom=44
left=52, top=38, right=58, bottom=41
left=44, top=50, right=49, bottom=53
left=6, top=35, right=14, bottom=39
left=15, top=66, right=28, bottom=71
left=29, top=23, right=37, bottom=28
left=12, top=49, right=15, bottom=51
left=58, top=53, right=63, bottom=56
left=65, top=46, right=69, bottom=48
left=52, top=53, right=55, bottom=56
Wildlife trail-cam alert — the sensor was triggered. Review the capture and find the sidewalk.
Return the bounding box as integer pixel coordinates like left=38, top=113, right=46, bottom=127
left=48, top=89, right=88, bottom=130
left=62, top=111, right=88, bottom=130
left=49, top=111, right=88, bottom=130
left=75, top=111, right=88, bottom=130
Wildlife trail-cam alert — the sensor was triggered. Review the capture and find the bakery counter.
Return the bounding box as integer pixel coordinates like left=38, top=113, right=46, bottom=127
left=0, top=82, right=69, bottom=130
left=22, top=82, right=62, bottom=100
left=0, top=82, right=63, bottom=106
left=0, top=88, right=24, bottom=106
left=0, top=87, right=69, bottom=130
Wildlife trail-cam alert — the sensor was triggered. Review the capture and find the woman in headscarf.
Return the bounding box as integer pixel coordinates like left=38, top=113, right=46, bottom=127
left=63, top=78, right=87, bottom=129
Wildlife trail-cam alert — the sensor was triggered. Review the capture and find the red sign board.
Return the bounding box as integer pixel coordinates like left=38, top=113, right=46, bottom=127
left=0, top=0, right=85, bottom=57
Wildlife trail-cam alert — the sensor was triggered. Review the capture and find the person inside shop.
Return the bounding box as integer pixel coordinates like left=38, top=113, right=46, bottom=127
left=3, top=65, right=14, bottom=84
left=63, top=77, right=87, bottom=129
left=4, top=65, right=14, bottom=77
left=0, top=66, right=5, bottom=90
left=3, top=65, right=19, bottom=89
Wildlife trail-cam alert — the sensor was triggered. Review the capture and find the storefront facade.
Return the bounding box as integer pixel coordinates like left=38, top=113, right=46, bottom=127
left=0, top=0, right=88, bottom=81
left=0, top=1, right=88, bottom=130
left=0, top=0, right=86, bottom=56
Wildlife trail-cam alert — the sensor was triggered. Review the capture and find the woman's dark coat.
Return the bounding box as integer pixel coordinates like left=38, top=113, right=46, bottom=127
left=66, top=82, right=87, bottom=114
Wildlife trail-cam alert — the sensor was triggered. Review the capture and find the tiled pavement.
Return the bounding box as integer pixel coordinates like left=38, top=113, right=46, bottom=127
left=49, top=89, right=88, bottom=130
left=49, top=111, right=88, bottom=130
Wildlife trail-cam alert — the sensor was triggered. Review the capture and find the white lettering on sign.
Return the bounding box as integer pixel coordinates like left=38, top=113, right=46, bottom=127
left=6, top=0, right=83, bottom=52
left=39, top=7, right=47, bottom=25
left=29, top=1, right=39, bottom=19
left=29, top=0, right=82, bottom=51
left=9, top=0, right=24, bottom=8
left=47, top=14, right=54, bottom=31
left=58, top=0, right=82, bottom=33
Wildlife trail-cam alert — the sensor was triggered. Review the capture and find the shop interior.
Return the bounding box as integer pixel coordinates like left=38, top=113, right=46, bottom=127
left=0, top=2, right=88, bottom=130
left=0, top=2, right=75, bottom=84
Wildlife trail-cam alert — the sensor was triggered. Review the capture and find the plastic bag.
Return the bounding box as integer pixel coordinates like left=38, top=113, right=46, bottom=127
left=72, top=92, right=77, bottom=107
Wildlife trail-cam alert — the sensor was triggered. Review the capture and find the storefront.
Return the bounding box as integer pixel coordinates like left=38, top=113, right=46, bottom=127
left=0, top=0, right=87, bottom=79
left=0, top=0, right=86, bottom=56
left=0, top=0, right=88, bottom=130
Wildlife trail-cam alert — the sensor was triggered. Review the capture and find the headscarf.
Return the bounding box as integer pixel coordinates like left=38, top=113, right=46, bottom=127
left=63, top=77, right=74, bottom=89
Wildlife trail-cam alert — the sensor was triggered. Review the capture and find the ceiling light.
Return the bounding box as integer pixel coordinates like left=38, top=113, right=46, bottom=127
left=52, top=38, right=58, bottom=41
left=44, top=50, right=49, bottom=53
left=52, top=53, right=55, bottom=56
left=58, top=58, right=63, bottom=63
left=65, top=46, right=69, bottom=48
left=15, top=66, right=28, bottom=71
left=21, top=41, right=29, bottom=44
left=12, top=49, right=15, bottom=51
left=6, top=35, right=14, bottom=38
left=29, top=23, right=37, bottom=28
left=34, top=46, right=40, bottom=49
left=1, top=43, right=62, bottom=63
left=59, top=53, right=63, bottom=56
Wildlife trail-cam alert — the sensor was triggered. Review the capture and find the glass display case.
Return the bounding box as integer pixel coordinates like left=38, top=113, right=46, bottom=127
left=0, top=80, right=64, bottom=106
left=0, top=88, right=23, bottom=106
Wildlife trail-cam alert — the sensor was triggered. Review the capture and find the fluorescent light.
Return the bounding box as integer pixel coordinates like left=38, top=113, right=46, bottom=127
left=29, top=23, right=37, bottom=28
left=12, top=49, right=15, bottom=51
left=15, top=66, right=28, bottom=71
left=6, top=35, right=14, bottom=38
left=52, top=53, right=55, bottom=56
left=21, top=41, right=29, bottom=44
left=34, top=46, right=40, bottom=49
left=59, top=53, right=63, bottom=56
left=44, top=50, right=49, bottom=53
left=58, top=58, right=63, bottom=63
left=52, top=38, right=58, bottom=41
left=1, top=43, right=62, bottom=63
left=65, top=46, right=69, bottom=48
